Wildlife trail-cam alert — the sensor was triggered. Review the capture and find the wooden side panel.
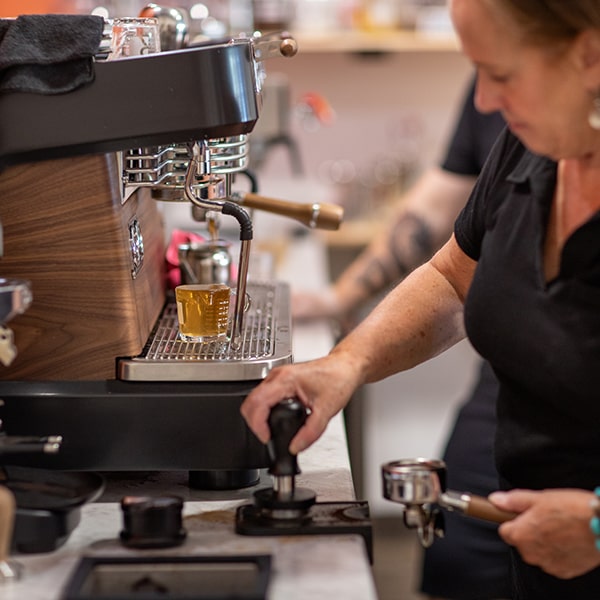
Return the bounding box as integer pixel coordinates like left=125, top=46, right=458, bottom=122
left=0, top=154, right=166, bottom=380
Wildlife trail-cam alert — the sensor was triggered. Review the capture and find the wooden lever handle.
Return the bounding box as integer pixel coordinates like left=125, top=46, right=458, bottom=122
left=465, top=494, right=518, bottom=524
left=238, top=192, right=344, bottom=231
left=0, top=485, right=21, bottom=580
left=0, top=486, right=15, bottom=563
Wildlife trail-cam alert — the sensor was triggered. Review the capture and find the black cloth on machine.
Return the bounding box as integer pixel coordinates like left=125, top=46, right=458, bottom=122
left=0, top=14, right=104, bottom=94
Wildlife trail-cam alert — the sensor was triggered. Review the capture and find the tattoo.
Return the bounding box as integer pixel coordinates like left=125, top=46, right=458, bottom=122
left=356, top=257, right=389, bottom=295
left=356, top=213, right=434, bottom=293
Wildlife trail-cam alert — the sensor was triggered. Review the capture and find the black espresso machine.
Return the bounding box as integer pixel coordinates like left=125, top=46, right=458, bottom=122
left=0, top=19, right=342, bottom=491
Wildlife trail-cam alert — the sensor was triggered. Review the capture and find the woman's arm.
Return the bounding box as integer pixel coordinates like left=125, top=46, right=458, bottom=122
left=292, top=167, right=477, bottom=321
left=241, top=235, right=476, bottom=452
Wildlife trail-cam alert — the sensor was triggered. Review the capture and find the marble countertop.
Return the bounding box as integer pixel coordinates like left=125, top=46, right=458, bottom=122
left=2, top=234, right=378, bottom=599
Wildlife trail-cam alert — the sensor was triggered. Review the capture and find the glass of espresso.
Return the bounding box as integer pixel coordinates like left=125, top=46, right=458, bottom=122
left=175, top=283, right=231, bottom=342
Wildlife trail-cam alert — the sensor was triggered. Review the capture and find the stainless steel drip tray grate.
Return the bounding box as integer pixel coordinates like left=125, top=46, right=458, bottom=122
left=118, top=282, right=292, bottom=382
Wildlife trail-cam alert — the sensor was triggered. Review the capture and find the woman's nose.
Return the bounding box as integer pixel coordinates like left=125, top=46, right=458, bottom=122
left=474, top=78, right=502, bottom=114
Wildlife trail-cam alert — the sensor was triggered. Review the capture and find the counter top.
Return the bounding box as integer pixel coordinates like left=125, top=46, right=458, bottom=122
left=5, top=413, right=375, bottom=600
left=3, top=233, right=378, bottom=600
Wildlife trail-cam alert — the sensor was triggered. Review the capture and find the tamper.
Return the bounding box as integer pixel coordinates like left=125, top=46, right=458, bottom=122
left=120, top=495, right=187, bottom=549
left=235, top=399, right=373, bottom=561
left=251, top=398, right=316, bottom=521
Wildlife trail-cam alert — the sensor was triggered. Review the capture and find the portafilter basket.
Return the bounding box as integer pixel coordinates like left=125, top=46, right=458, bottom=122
left=382, top=458, right=516, bottom=547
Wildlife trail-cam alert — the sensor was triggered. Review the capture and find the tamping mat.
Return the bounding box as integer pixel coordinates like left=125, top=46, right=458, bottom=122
left=235, top=500, right=373, bottom=563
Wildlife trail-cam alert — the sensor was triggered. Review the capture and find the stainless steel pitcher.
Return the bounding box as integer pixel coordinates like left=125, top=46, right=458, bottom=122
left=178, top=240, right=232, bottom=285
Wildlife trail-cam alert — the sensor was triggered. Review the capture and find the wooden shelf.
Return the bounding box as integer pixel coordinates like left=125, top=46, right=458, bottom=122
left=292, top=29, right=459, bottom=54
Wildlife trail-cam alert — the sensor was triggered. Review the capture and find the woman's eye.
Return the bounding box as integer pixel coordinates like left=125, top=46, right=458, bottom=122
left=489, top=73, right=510, bottom=83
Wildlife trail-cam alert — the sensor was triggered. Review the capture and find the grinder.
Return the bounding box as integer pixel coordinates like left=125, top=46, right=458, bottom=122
left=235, top=399, right=373, bottom=562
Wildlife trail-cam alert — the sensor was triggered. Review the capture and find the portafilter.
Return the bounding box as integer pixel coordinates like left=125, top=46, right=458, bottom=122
left=382, top=458, right=516, bottom=547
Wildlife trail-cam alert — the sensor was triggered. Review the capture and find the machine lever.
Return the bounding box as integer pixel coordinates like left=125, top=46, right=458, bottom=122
left=232, top=192, right=344, bottom=231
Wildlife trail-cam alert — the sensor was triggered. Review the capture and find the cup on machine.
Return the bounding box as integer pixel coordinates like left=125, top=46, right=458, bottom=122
left=175, top=283, right=251, bottom=343
left=175, top=283, right=231, bottom=342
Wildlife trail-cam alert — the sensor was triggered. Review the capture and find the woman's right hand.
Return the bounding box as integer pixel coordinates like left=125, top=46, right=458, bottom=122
left=240, top=353, right=361, bottom=454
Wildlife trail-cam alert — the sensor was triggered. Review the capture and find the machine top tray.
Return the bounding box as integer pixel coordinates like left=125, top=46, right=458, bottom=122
left=117, top=281, right=292, bottom=382
left=0, top=41, right=259, bottom=171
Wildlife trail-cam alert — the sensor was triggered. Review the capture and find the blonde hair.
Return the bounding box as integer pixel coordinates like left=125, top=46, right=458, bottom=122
left=485, top=0, right=600, bottom=45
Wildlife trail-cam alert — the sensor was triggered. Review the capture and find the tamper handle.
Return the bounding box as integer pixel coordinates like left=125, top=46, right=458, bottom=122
left=267, top=398, right=307, bottom=477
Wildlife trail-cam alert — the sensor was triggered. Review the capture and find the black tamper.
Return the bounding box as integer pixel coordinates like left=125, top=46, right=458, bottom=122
left=120, top=495, right=187, bottom=549
left=235, top=399, right=372, bottom=562
left=251, top=398, right=316, bottom=522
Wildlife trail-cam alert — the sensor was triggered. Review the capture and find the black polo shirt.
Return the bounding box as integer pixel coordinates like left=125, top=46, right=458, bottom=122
left=455, top=128, right=600, bottom=491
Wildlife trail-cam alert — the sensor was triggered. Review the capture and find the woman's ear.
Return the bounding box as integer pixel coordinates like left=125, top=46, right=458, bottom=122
left=576, top=29, right=600, bottom=89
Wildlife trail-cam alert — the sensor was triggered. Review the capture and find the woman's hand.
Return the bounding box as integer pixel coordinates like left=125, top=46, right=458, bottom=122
left=489, top=489, right=600, bottom=579
left=240, top=354, right=361, bottom=454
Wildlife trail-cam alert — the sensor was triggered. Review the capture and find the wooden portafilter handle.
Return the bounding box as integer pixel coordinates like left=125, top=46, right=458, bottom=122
left=0, top=485, right=21, bottom=581
left=234, top=192, right=344, bottom=231
left=440, top=490, right=518, bottom=524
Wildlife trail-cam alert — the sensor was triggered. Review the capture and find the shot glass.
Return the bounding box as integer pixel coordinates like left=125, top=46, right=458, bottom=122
left=107, top=17, right=161, bottom=60
left=175, top=283, right=231, bottom=342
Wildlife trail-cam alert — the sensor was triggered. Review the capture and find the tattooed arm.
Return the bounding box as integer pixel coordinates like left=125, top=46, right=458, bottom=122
left=292, top=166, right=477, bottom=322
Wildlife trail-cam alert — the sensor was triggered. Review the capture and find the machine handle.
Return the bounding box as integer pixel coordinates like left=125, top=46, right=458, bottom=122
left=253, top=32, right=298, bottom=61
left=235, top=192, right=344, bottom=231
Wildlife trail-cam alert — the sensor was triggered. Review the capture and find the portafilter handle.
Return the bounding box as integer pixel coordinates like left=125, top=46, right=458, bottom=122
left=440, top=490, right=517, bottom=524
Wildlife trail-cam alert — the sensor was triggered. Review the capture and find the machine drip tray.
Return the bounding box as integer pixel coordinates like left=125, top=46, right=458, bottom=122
left=118, top=282, right=293, bottom=382
left=235, top=501, right=373, bottom=563
left=62, top=555, right=271, bottom=600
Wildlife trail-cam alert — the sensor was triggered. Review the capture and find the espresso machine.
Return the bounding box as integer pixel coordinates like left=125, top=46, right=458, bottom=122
left=0, top=16, right=342, bottom=492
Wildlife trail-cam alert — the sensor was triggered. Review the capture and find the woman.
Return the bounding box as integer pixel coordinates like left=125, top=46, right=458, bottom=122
left=293, top=78, right=511, bottom=600
left=241, top=1, right=600, bottom=597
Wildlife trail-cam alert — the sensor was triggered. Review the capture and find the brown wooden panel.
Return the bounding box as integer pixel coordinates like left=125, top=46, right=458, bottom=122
left=0, top=154, right=166, bottom=380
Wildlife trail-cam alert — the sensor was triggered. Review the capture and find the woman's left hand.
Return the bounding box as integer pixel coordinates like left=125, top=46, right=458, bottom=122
left=489, top=488, right=600, bottom=579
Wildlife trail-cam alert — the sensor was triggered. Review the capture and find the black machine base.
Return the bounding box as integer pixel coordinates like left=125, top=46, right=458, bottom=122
left=188, top=469, right=261, bottom=490
left=235, top=500, right=373, bottom=563
left=0, top=380, right=269, bottom=475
